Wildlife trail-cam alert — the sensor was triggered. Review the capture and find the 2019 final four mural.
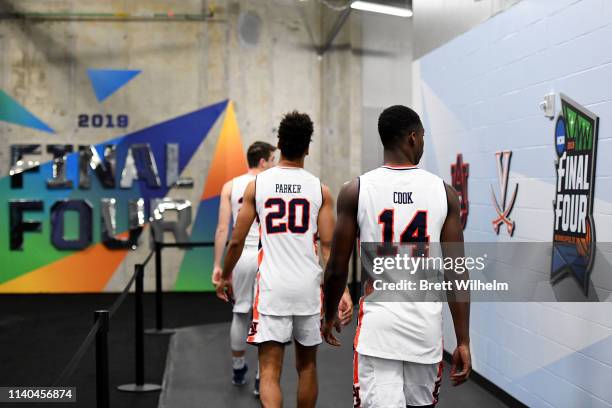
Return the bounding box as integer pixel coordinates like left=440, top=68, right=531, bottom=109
left=0, top=69, right=247, bottom=293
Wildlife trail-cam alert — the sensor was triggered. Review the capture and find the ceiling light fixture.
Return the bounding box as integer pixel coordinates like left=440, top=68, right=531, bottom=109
left=350, top=1, right=413, bottom=17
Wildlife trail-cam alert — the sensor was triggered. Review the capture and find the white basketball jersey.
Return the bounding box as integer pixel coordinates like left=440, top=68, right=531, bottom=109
left=355, top=165, right=448, bottom=364
left=254, top=167, right=323, bottom=316
left=230, top=173, right=259, bottom=247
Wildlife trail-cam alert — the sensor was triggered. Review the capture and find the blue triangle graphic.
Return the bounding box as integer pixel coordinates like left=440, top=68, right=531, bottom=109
left=0, top=90, right=54, bottom=133
left=87, top=69, right=142, bottom=102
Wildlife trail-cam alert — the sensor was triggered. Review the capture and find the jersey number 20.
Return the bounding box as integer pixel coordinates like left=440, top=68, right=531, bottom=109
left=265, top=198, right=310, bottom=234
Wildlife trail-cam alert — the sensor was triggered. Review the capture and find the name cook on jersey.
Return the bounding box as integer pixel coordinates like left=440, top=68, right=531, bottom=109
left=394, top=192, right=414, bottom=204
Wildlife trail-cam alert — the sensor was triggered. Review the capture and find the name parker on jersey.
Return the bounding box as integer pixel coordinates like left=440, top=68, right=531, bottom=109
left=275, top=183, right=302, bottom=193
left=554, top=152, right=590, bottom=235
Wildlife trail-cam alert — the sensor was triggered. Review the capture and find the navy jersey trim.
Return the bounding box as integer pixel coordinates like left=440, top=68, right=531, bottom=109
left=380, top=165, right=419, bottom=171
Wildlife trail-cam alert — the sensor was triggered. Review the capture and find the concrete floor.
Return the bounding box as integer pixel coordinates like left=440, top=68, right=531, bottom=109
left=159, top=321, right=511, bottom=408
left=0, top=293, right=234, bottom=408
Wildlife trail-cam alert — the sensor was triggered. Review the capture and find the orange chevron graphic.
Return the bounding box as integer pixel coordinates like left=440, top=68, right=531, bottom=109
left=0, top=235, right=129, bottom=293
left=201, top=101, right=248, bottom=200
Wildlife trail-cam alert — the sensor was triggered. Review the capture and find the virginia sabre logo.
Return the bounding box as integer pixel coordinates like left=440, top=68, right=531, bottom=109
left=551, top=94, right=599, bottom=294
left=451, top=154, right=469, bottom=229
left=491, top=151, right=518, bottom=236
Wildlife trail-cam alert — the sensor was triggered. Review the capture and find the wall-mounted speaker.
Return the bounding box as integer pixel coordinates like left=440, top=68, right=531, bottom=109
left=238, top=10, right=262, bottom=49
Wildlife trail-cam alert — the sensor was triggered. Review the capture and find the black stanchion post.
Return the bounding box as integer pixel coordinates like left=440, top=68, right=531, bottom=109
left=155, top=243, right=162, bottom=331
left=118, top=264, right=161, bottom=392
left=136, top=264, right=145, bottom=384
left=94, top=310, right=110, bottom=408
left=146, top=242, right=175, bottom=335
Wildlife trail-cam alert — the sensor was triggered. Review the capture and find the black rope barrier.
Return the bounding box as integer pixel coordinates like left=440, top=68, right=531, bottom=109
left=141, top=249, right=155, bottom=267
left=53, top=249, right=161, bottom=405
left=56, top=259, right=142, bottom=384
left=108, top=271, right=138, bottom=318
left=157, top=241, right=215, bottom=248
left=145, top=241, right=215, bottom=335
left=54, top=319, right=102, bottom=386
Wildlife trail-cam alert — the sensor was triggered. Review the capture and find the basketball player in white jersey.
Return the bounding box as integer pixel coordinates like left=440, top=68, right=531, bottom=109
left=212, top=141, right=276, bottom=388
left=322, top=105, right=471, bottom=407
left=217, top=111, right=353, bottom=407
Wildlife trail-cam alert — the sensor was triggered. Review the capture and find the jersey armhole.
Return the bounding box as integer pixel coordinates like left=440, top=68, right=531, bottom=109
left=356, top=176, right=361, bottom=236
left=441, top=179, right=449, bottom=221
left=320, top=180, right=324, bottom=207
left=254, top=175, right=260, bottom=223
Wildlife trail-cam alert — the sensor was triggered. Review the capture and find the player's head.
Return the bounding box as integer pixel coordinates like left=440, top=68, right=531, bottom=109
left=277, top=111, right=314, bottom=161
left=247, top=141, right=276, bottom=170
left=378, top=105, right=425, bottom=164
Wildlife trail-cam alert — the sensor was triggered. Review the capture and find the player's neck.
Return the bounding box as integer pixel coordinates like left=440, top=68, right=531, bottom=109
left=278, top=157, right=304, bottom=169
left=247, top=168, right=262, bottom=176
left=383, top=151, right=418, bottom=168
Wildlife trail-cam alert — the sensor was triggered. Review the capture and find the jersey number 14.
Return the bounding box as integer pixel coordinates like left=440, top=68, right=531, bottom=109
left=378, top=209, right=429, bottom=256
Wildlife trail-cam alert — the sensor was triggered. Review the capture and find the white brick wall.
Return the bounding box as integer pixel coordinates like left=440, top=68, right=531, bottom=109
left=413, top=0, right=612, bottom=406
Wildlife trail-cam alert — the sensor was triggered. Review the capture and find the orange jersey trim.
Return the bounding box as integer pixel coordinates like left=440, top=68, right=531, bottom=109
left=353, top=297, right=365, bottom=350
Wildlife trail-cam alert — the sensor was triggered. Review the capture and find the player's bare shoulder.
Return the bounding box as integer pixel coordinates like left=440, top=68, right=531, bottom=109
left=221, top=178, right=233, bottom=197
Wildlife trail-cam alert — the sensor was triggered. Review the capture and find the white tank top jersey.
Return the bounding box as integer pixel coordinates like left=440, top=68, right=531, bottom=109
left=355, top=165, right=448, bottom=364
left=254, top=167, right=323, bottom=316
left=230, top=173, right=259, bottom=247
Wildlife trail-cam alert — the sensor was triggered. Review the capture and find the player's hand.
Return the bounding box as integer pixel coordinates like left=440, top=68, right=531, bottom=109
left=322, top=318, right=342, bottom=347
left=450, top=343, right=471, bottom=386
left=215, top=278, right=233, bottom=303
left=338, top=291, right=353, bottom=326
left=211, top=266, right=222, bottom=287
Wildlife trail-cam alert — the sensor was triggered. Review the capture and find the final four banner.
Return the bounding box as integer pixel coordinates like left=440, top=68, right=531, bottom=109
left=551, top=94, right=599, bottom=295
left=0, top=96, right=247, bottom=293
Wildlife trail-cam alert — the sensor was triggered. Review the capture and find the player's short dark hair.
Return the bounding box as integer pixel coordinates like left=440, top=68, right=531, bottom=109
left=247, top=141, right=276, bottom=168
left=277, top=111, right=313, bottom=160
left=378, top=105, right=423, bottom=149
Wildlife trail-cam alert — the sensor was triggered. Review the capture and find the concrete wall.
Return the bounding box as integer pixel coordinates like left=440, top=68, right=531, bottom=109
left=321, top=4, right=363, bottom=195
left=0, top=0, right=364, bottom=190
left=360, top=12, right=413, bottom=172
left=413, top=0, right=521, bottom=59
left=0, top=0, right=363, bottom=291
left=0, top=0, right=327, bottom=172
left=413, top=0, right=612, bottom=405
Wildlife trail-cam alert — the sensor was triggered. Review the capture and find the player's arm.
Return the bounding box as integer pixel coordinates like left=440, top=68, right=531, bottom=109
left=322, top=179, right=359, bottom=346
left=212, top=180, right=233, bottom=287
left=318, top=184, right=353, bottom=327
left=317, top=184, right=335, bottom=265
left=216, top=180, right=257, bottom=302
left=441, top=182, right=472, bottom=386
